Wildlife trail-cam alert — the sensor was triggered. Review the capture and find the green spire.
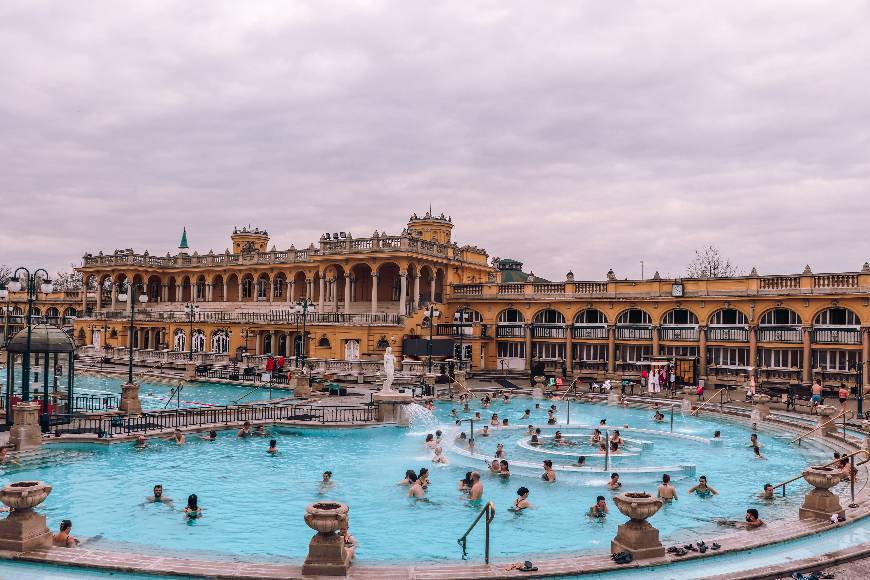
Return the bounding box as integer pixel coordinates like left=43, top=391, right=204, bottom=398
left=179, top=226, right=189, bottom=250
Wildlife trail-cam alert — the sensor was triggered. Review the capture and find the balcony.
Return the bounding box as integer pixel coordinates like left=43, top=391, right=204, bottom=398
left=616, top=326, right=652, bottom=340
left=758, top=326, right=802, bottom=343
left=453, top=284, right=483, bottom=296
left=496, top=325, right=525, bottom=338
left=531, top=325, right=566, bottom=339
left=435, top=324, right=474, bottom=337
left=812, top=328, right=862, bottom=345
left=707, top=327, right=749, bottom=342
left=660, top=326, right=699, bottom=341
left=572, top=325, right=608, bottom=340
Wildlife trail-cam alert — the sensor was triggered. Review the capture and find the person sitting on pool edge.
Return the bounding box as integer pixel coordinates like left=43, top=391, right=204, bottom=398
left=267, top=439, right=278, bottom=454
left=607, top=473, right=621, bottom=490
left=512, top=487, right=531, bottom=512
left=657, top=474, right=677, bottom=501
left=688, top=475, right=718, bottom=497
left=587, top=496, right=608, bottom=518
left=53, top=519, right=79, bottom=547
left=339, top=521, right=357, bottom=559
left=184, top=494, right=202, bottom=519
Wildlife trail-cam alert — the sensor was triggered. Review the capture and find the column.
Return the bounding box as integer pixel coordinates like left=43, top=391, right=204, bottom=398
left=399, top=270, right=408, bottom=315
left=749, top=325, right=758, bottom=371
left=318, top=276, right=325, bottom=312
left=371, top=273, right=379, bottom=314
left=206, top=284, right=212, bottom=302
left=161, top=284, right=168, bottom=303
left=96, top=283, right=103, bottom=311
left=699, top=325, right=708, bottom=379
left=288, top=280, right=295, bottom=303
left=222, top=281, right=228, bottom=302
left=524, top=323, right=533, bottom=371
left=565, top=324, right=574, bottom=374
left=430, top=275, right=436, bottom=303
left=81, top=289, right=87, bottom=314
left=412, top=274, right=420, bottom=310
left=331, top=277, right=339, bottom=311
left=306, top=277, right=312, bottom=300
left=607, top=325, right=616, bottom=374
left=255, top=331, right=262, bottom=356
left=651, top=325, right=660, bottom=356
left=269, top=277, right=275, bottom=303
left=238, top=280, right=243, bottom=302
left=343, top=275, right=351, bottom=312
left=862, top=328, right=869, bottom=388
left=802, top=325, right=812, bottom=385
left=111, top=283, right=117, bottom=309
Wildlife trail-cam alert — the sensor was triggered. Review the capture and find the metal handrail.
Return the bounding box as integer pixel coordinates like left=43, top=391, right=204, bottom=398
left=458, top=501, right=496, bottom=563
left=690, top=388, right=727, bottom=416
left=790, top=410, right=854, bottom=445
left=771, top=449, right=870, bottom=498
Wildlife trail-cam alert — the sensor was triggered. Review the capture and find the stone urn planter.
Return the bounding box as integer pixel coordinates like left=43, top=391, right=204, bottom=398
left=799, top=466, right=845, bottom=521
left=532, top=376, right=545, bottom=399
left=0, top=481, right=53, bottom=551
left=611, top=492, right=666, bottom=560
left=816, top=405, right=838, bottom=435
left=302, top=502, right=352, bottom=576
left=753, top=393, right=772, bottom=420
left=0, top=481, right=52, bottom=512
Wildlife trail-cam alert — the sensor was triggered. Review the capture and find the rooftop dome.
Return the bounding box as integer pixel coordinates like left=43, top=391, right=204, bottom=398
left=6, top=324, right=76, bottom=354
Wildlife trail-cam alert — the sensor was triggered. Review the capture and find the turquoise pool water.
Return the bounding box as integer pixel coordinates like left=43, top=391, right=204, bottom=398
left=0, top=399, right=834, bottom=563
left=0, top=369, right=285, bottom=410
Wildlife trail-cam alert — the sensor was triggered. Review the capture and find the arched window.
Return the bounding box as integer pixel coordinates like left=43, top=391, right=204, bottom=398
left=257, top=278, right=269, bottom=299
left=497, top=309, right=525, bottom=324
left=814, top=307, right=860, bottom=326
left=759, top=308, right=802, bottom=326
left=263, top=334, right=273, bottom=354
left=64, top=307, right=78, bottom=318
left=211, top=330, right=229, bottom=354
left=616, top=309, right=652, bottom=325
left=173, top=329, right=186, bottom=352
left=532, top=309, right=565, bottom=339
left=497, top=308, right=525, bottom=338
left=30, top=306, right=41, bottom=317
left=662, top=309, right=699, bottom=326
left=191, top=330, right=206, bottom=353
left=318, top=335, right=331, bottom=348
left=196, top=277, right=206, bottom=300
left=242, top=278, right=253, bottom=298
left=273, top=277, right=285, bottom=298
left=574, top=309, right=607, bottom=325
left=533, top=310, right=565, bottom=325
left=454, top=309, right=483, bottom=323
left=376, top=336, right=390, bottom=349
left=709, top=308, right=748, bottom=326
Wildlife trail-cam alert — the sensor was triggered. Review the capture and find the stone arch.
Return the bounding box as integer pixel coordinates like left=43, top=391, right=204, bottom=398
left=813, top=306, right=860, bottom=326
left=758, top=307, right=802, bottom=326
left=180, top=275, right=192, bottom=302
left=292, top=271, right=307, bottom=301
left=211, top=329, right=229, bottom=353
left=272, top=272, right=287, bottom=300
left=660, top=308, right=699, bottom=326
left=263, top=333, right=273, bottom=354
left=146, top=275, right=162, bottom=303
left=194, top=275, right=207, bottom=301
left=707, top=307, right=750, bottom=326
left=211, top=274, right=225, bottom=302
left=574, top=308, right=608, bottom=324
left=225, top=273, right=239, bottom=302
left=615, top=308, right=652, bottom=325
left=241, top=273, right=255, bottom=301
left=377, top=262, right=401, bottom=302
left=454, top=308, right=484, bottom=323
left=256, top=272, right=270, bottom=300
left=63, top=306, right=78, bottom=319
left=167, top=276, right=178, bottom=302
left=173, top=329, right=186, bottom=351
left=349, top=263, right=373, bottom=303
left=533, top=309, right=566, bottom=325
left=191, top=328, right=206, bottom=353
left=497, top=308, right=525, bottom=324
left=45, top=306, right=60, bottom=322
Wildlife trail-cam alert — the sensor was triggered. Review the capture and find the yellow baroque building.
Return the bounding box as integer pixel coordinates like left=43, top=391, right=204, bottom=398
left=2, top=211, right=869, bottom=391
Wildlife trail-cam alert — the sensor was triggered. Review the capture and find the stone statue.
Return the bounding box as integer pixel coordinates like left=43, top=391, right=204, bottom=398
left=382, top=346, right=396, bottom=393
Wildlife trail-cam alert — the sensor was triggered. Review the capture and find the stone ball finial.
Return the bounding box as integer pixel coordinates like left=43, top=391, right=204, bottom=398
left=803, top=264, right=813, bottom=275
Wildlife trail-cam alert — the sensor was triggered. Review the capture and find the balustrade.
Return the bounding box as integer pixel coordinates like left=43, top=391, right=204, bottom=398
left=707, top=327, right=749, bottom=342
left=758, top=327, right=803, bottom=343
left=572, top=325, right=608, bottom=340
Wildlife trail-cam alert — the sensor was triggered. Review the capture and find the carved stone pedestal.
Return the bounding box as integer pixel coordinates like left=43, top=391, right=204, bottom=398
left=753, top=394, right=772, bottom=420
left=374, top=392, right=413, bottom=425
left=184, top=362, right=197, bottom=380
left=799, top=466, right=845, bottom=521
left=119, top=382, right=143, bottom=415
left=532, top=376, right=545, bottom=399
left=302, top=502, right=352, bottom=576
left=816, top=405, right=838, bottom=435
left=611, top=492, right=665, bottom=560
left=9, top=402, right=42, bottom=450
left=0, top=481, right=53, bottom=552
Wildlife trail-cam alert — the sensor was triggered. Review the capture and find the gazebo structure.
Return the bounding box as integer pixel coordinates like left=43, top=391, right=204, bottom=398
left=4, top=324, right=76, bottom=427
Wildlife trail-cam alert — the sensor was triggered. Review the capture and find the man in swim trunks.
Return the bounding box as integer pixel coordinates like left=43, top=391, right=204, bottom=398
left=469, top=472, right=484, bottom=500
left=587, top=496, right=608, bottom=518
left=811, top=379, right=824, bottom=411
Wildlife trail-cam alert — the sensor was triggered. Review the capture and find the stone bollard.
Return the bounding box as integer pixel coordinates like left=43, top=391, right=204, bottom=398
left=0, top=481, right=53, bottom=551
left=611, top=492, right=666, bottom=560
left=799, top=466, right=845, bottom=521
left=816, top=405, right=838, bottom=435
left=302, top=501, right=352, bottom=576
left=753, top=394, right=772, bottom=420
left=373, top=392, right=413, bottom=425
left=119, top=382, right=143, bottom=415
left=291, top=370, right=312, bottom=399
left=9, top=402, right=42, bottom=450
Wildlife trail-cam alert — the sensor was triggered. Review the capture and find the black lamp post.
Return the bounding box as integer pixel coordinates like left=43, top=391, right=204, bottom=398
left=185, top=302, right=198, bottom=361
left=5, top=268, right=52, bottom=401
left=118, top=283, right=147, bottom=385
left=293, top=299, right=312, bottom=368
left=427, top=303, right=440, bottom=373
left=853, top=361, right=864, bottom=417
left=456, top=305, right=469, bottom=372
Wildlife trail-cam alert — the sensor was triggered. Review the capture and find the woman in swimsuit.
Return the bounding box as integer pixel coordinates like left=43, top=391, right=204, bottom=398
left=688, top=475, right=718, bottom=497
left=495, top=443, right=506, bottom=459
left=530, top=434, right=540, bottom=446
left=610, top=430, right=623, bottom=447
left=184, top=494, right=202, bottom=519
left=499, top=460, right=510, bottom=477
left=512, top=487, right=531, bottom=511
left=590, top=429, right=602, bottom=445
left=398, top=469, right=418, bottom=486
left=458, top=471, right=474, bottom=493
left=542, top=459, right=556, bottom=482
left=490, top=414, right=500, bottom=426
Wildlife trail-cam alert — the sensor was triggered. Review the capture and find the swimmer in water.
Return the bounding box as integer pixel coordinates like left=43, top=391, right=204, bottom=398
left=450, top=409, right=458, bottom=418
left=469, top=472, right=484, bottom=501
left=688, top=475, right=718, bottom=497
left=432, top=446, right=449, bottom=464
left=172, top=430, right=185, bottom=445
left=490, top=414, right=500, bottom=426
left=587, top=496, right=608, bottom=518
left=590, top=429, right=602, bottom=445
left=713, top=430, right=721, bottom=439
left=526, top=425, right=535, bottom=436
left=657, top=474, right=677, bottom=501
left=409, top=471, right=428, bottom=498
left=759, top=483, right=774, bottom=500
left=320, top=471, right=335, bottom=492
left=753, top=445, right=765, bottom=460
left=481, top=426, right=490, bottom=437
left=597, top=442, right=608, bottom=455
left=200, top=430, right=217, bottom=441
left=399, top=469, right=418, bottom=486
left=607, top=473, right=621, bottom=490
left=502, top=418, right=509, bottom=426
left=542, top=460, right=556, bottom=482
left=653, top=410, right=665, bottom=422
left=749, top=433, right=762, bottom=449
left=267, top=439, right=278, bottom=454
left=425, top=433, right=436, bottom=448
left=147, top=484, right=172, bottom=504
left=435, top=430, right=443, bottom=444
left=499, top=460, right=510, bottom=477
left=237, top=421, right=251, bottom=438
left=53, top=519, right=79, bottom=547
left=530, top=434, right=540, bottom=446
left=521, top=409, right=531, bottom=420
left=184, top=494, right=202, bottom=519
left=577, top=456, right=586, bottom=467
left=489, top=459, right=502, bottom=474
left=474, top=412, right=482, bottom=421
left=512, top=486, right=531, bottom=512
left=495, top=443, right=506, bottom=458
left=458, top=472, right=473, bottom=493
left=610, top=440, right=620, bottom=454
left=133, top=436, right=148, bottom=449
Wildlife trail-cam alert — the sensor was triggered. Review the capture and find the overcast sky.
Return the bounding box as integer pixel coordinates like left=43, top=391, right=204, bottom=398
left=2, top=1, right=869, bottom=281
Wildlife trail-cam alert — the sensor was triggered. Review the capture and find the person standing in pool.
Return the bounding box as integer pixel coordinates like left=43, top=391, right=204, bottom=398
left=577, top=456, right=586, bottom=467
left=607, top=473, right=621, bottom=490
left=499, top=460, right=511, bottom=477
left=432, top=446, right=448, bottom=464
left=469, top=472, right=484, bottom=501
left=521, top=409, right=531, bottom=420
left=172, top=430, right=185, bottom=445
left=458, top=472, right=473, bottom=493
left=184, top=494, right=202, bottom=519
left=512, top=487, right=531, bottom=511
left=399, top=469, right=418, bottom=486
left=759, top=483, right=774, bottom=499
left=147, top=485, right=172, bottom=504
left=688, top=475, right=718, bottom=497
left=134, top=435, right=148, bottom=449
left=237, top=421, right=252, bottom=438
left=253, top=425, right=268, bottom=437
left=199, top=430, right=217, bottom=442
left=542, top=460, right=556, bottom=482
left=753, top=445, right=765, bottom=459
left=587, top=496, right=608, bottom=518
left=749, top=433, right=762, bottom=448
left=657, top=474, right=677, bottom=501
left=319, top=471, right=335, bottom=492
left=590, top=429, right=602, bottom=445
left=53, top=519, right=79, bottom=547
left=267, top=439, right=278, bottom=454
left=490, top=413, right=500, bottom=426
left=409, top=471, right=428, bottom=498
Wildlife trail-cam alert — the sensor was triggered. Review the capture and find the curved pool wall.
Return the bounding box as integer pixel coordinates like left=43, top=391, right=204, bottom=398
left=1, top=398, right=843, bottom=565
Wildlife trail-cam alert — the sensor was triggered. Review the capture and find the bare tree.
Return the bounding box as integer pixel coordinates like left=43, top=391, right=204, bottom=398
left=0, top=264, right=10, bottom=286
left=52, top=266, right=83, bottom=292
left=686, top=245, right=741, bottom=278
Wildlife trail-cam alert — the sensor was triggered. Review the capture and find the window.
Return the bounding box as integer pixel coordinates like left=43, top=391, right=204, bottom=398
left=575, top=309, right=607, bottom=324
left=814, top=308, right=860, bottom=327
left=660, top=346, right=698, bottom=358
left=574, top=343, right=608, bottom=361
left=376, top=337, right=390, bottom=349
left=173, top=330, right=186, bottom=352
left=761, top=349, right=802, bottom=369
left=196, top=279, right=206, bottom=300
left=497, top=341, right=525, bottom=358
left=454, top=309, right=483, bottom=323
left=191, top=330, right=206, bottom=353
left=318, top=336, right=331, bottom=348
left=617, top=309, right=652, bottom=325
left=531, top=342, right=565, bottom=360
left=662, top=309, right=698, bottom=325
left=211, top=331, right=229, bottom=354
left=454, top=343, right=472, bottom=360
left=619, top=345, right=651, bottom=363
left=273, top=278, right=285, bottom=298
left=257, top=278, right=269, bottom=299
left=533, top=310, right=565, bottom=325
left=812, top=350, right=861, bottom=371
left=497, top=309, right=524, bottom=323
left=760, top=308, right=801, bottom=326
left=707, top=347, right=749, bottom=367
left=242, top=278, right=253, bottom=298
left=709, top=309, right=748, bottom=326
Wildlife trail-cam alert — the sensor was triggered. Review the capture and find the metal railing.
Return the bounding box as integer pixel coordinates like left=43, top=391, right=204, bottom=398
left=790, top=410, right=854, bottom=445
left=457, top=501, right=496, bottom=563
left=690, top=388, right=727, bottom=416
left=771, top=449, right=870, bottom=503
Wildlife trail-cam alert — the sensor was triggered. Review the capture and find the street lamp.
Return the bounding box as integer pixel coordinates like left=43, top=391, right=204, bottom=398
left=184, top=303, right=199, bottom=361
left=292, top=299, right=314, bottom=368
left=117, top=283, right=147, bottom=385
left=427, top=303, right=440, bottom=373
left=456, top=305, right=469, bottom=372
left=853, top=361, right=864, bottom=417
left=0, top=283, right=9, bottom=347
left=5, top=268, right=52, bottom=401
